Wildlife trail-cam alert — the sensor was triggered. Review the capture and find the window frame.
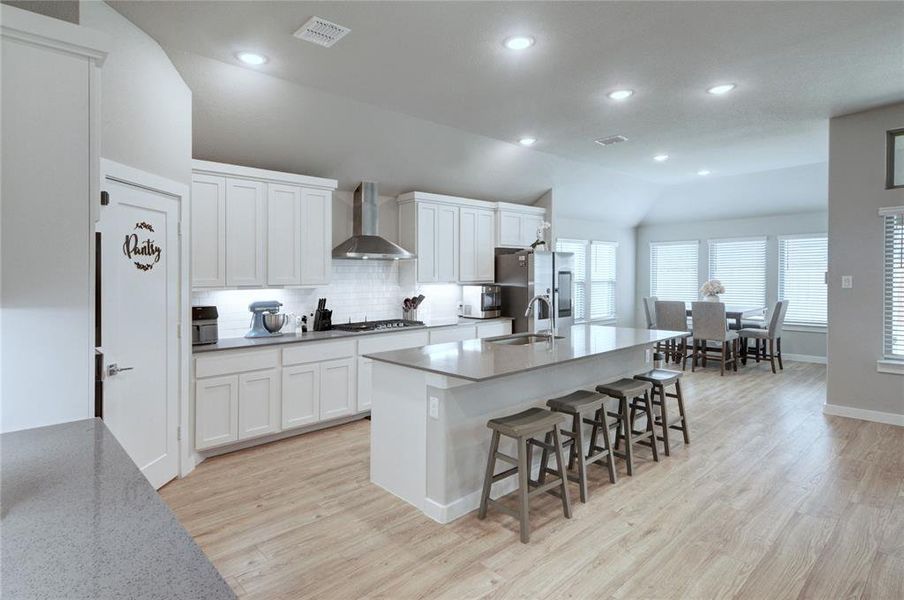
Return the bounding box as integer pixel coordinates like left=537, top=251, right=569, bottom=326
left=886, top=128, right=904, bottom=190
left=777, top=234, right=828, bottom=328
left=649, top=240, right=700, bottom=304
left=706, top=236, right=768, bottom=309
left=880, top=206, right=904, bottom=364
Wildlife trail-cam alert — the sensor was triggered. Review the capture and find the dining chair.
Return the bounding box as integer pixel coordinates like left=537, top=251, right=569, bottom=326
left=642, top=296, right=658, bottom=329
left=654, top=300, right=692, bottom=370
left=691, top=302, right=739, bottom=376
left=739, top=300, right=789, bottom=373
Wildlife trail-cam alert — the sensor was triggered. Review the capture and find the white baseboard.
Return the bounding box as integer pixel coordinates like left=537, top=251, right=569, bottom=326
left=423, top=477, right=524, bottom=524
left=784, top=353, right=827, bottom=364
left=823, top=404, right=904, bottom=426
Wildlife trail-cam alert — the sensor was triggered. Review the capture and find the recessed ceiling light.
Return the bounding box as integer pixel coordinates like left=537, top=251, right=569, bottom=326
left=504, top=36, right=535, bottom=51
left=707, top=83, right=736, bottom=95
left=697, top=169, right=711, bottom=176
left=237, top=52, right=267, bottom=66
left=653, top=154, right=670, bottom=162
left=607, top=89, right=634, bottom=101
left=519, top=137, right=537, bottom=146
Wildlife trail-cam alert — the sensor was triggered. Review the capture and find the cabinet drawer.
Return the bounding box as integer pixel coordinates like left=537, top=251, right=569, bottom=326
left=282, top=339, right=356, bottom=366
left=429, top=326, right=477, bottom=344
left=476, top=321, right=512, bottom=339
left=195, top=349, right=279, bottom=379
left=358, top=330, right=430, bottom=354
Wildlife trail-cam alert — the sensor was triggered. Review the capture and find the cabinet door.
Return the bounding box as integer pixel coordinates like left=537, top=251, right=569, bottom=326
left=435, top=204, right=459, bottom=282
left=475, top=209, right=496, bottom=281
left=301, top=188, right=331, bottom=285
left=459, top=208, right=478, bottom=282
left=320, top=357, right=356, bottom=420
left=356, top=357, right=373, bottom=413
left=267, top=183, right=302, bottom=285
left=521, top=214, right=543, bottom=247
left=498, top=211, right=522, bottom=247
left=195, top=375, right=238, bottom=449
left=416, top=203, right=437, bottom=282
left=191, top=174, right=226, bottom=287
left=238, top=369, right=280, bottom=440
left=282, top=363, right=320, bottom=429
left=476, top=320, right=512, bottom=339
left=429, top=325, right=477, bottom=344
left=225, top=178, right=266, bottom=286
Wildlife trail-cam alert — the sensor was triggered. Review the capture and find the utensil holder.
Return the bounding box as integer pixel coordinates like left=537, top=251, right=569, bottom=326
left=403, top=308, right=418, bottom=321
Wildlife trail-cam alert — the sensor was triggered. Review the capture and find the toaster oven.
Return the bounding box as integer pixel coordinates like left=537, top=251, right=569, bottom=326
left=459, top=285, right=502, bottom=319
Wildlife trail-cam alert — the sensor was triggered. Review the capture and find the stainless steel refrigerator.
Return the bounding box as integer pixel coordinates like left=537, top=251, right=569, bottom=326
left=495, top=250, right=575, bottom=335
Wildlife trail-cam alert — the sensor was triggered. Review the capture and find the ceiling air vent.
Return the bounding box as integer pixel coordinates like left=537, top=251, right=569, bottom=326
left=594, top=135, right=629, bottom=147
left=293, top=16, right=351, bottom=48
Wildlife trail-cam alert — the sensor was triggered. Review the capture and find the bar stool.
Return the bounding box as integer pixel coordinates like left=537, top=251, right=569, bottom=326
left=478, top=408, right=572, bottom=543
left=545, top=390, right=617, bottom=503
left=634, top=369, right=689, bottom=456
left=595, top=379, right=659, bottom=475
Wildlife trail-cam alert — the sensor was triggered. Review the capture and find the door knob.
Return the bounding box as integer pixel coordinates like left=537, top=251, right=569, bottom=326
left=106, top=363, right=134, bottom=377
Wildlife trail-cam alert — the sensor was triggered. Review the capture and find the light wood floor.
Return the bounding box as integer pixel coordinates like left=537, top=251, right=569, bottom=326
left=161, top=361, right=904, bottom=599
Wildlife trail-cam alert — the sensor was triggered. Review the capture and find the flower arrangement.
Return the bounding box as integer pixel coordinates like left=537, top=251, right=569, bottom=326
left=700, top=279, right=725, bottom=299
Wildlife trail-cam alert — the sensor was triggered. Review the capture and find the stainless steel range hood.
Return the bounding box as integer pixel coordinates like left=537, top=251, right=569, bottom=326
left=332, top=182, right=415, bottom=260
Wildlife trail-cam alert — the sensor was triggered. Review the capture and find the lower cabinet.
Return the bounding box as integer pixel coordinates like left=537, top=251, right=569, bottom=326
left=282, top=363, right=320, bottom=429
left=238, top=369, right=280, bottom=440
left=195, top=375, right=239, bottom=450
left=320, top=357, right=356, bottom=420
left=356, top=357, right=373, bottom=412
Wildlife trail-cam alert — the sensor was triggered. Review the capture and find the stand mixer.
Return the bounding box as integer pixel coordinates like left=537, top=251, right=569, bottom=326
left=246, top=300, right=287, bottom=338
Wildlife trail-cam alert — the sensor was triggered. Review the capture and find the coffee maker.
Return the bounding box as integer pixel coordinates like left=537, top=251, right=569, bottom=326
left=245, top=300, right=286, bottom=338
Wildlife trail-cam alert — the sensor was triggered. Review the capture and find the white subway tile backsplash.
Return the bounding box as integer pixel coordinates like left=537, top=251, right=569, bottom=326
left=193, top=261, right=462, bottom=338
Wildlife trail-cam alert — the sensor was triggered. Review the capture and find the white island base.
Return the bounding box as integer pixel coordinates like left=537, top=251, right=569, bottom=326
left=368, top=326, right=678, bottom=524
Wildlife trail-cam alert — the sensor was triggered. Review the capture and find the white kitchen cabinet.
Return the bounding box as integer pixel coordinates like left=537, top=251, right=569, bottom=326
left=320, top=357, right=356, bottom=420
left=195, top=375, right=238, bottom=450
left=301, top=188, right=332, bottom=285
left=267, top=183, right=302, bottom=285
left=476, top=320, right=512, bottom=339
left=429, top=325, right=478, bottom=344
left=407, top=201, right=459, bottom=283
left=191, top=174, right=227, bottom=287
left=520, top=214, right=544, bottom=247
left=225, top=178, right=266, bottom=287
left=282, top=363, right=320, bottom=429
left=356, top=357, right=373, bottom=412
left=496, top=207, right=546, bottom=248
left=459, top=207, right=495, bottom=282
left=497, top=211, right=523, bottom=248
left=238, top=369, right=280, bottom=440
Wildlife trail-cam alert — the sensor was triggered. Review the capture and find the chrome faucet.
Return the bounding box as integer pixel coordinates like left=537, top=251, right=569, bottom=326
left=524, top=288, right=556, bottom=340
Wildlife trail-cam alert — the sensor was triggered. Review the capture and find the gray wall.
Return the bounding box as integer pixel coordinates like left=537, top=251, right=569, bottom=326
left=2, top=0, right=78, bottom=23
left=636, top=212, right=829, bottom=359
left=827, top=102, right=904, bottom=416
left=81, top=2, right=192, bottom=186
left=556, top=217, right=637, bottom=328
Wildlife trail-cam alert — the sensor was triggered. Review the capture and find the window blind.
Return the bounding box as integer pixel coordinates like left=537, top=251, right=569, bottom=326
left=884, top=212, right=904, bottom=359
left=778, top=236, right=827, bottom=326
left=589, top=242, right=617, bottom=320
left=650, top=241, right=699, bottom=303
left=708, top=238, right=767, bottom=307
left=556, top=239, right=587, bottom=322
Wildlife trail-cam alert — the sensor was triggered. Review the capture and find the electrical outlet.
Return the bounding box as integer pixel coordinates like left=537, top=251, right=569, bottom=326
left=842, top=275, right=853, bottom=289
left=429, top=396, right=439, bottom=419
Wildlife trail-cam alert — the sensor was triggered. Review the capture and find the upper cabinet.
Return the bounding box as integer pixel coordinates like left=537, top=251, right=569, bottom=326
left=398, top=192, right=545, bottom=284
left=191, top=161, right=337, bottom=289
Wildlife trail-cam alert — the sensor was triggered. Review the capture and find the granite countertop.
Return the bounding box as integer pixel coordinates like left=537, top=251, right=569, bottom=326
left=193, top=316, right=514, bottom=354
left=363, top=325, right=686, bottom=382
left=0, top=419, right=235, bottom=600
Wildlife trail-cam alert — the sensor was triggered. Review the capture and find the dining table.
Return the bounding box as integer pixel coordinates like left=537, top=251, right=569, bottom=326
left=685, top=304, right=767, bottom=330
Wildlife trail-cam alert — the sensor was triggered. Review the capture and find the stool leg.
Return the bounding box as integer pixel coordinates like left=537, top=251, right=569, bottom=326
left=777, top=337, right=784, bottom=370
left=538, top=432, right=550, bottom=485
left=552, top=425, right=572, bottom=519
left=517, top=436, right=530, bottom=543
left=643, top=391, right=660, bottom=462
left=621, top=398, right=634, bottom=476
left=720, top=342, right=725, bottom=376
left=675, top=379, right=690, bottom=444
left=573, top=413, right=588, bottom=503
left=768, top=338, right=777, bottom=374
left=658, top=384, right=671, bottom=456
left=597, top=408, right=617, bottom=484
left=567, top=413, right=579, bottom=472
left=478, top=431, right=500, bottom=520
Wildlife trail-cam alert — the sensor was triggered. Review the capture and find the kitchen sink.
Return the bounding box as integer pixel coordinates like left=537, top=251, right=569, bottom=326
left=487, top=333, right=565, bottom=346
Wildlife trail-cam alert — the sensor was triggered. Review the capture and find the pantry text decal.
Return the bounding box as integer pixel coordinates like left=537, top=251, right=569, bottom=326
left=123, top=221, right=162, bottom=271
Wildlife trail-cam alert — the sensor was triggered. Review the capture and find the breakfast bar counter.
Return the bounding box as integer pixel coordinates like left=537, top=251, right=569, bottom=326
left=364, top=325, right=684, bottom=523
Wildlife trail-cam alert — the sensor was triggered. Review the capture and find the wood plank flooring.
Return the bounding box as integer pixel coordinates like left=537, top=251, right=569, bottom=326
left=160, top=361, right=904, bottom=599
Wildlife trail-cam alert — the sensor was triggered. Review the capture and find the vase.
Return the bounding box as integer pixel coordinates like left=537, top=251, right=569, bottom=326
left=704, top=294, right=721, bottom=302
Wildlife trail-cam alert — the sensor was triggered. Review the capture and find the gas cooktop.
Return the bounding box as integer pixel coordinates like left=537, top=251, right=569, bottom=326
left=332, top=319, right=425, bottom=332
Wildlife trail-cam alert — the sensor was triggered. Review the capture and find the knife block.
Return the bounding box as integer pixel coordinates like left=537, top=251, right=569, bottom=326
left=313, top=309, right=332, bottom=331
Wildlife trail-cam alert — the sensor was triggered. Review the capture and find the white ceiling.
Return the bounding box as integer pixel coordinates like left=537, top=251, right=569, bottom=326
left=110, top=0, right=903, bottom=186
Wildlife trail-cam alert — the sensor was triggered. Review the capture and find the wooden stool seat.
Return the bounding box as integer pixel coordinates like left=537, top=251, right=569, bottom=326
left=546, top=390, right=606, bottom=414
left=479, top=408, right=572, bottom=543
left=595, top=379, right=659, bottom=476
left=595, top=378, right=652, bottom=399
left=634, top=369, right=690, bottom=456
left=633, top=369, right=681, bottom=386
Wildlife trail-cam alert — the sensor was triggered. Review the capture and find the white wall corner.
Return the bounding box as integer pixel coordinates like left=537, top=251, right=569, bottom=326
left=823, top=403, right=904, bottom=427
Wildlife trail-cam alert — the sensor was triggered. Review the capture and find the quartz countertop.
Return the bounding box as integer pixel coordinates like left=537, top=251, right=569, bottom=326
left=363, top=325, right=686, bottom=382
left=193, top=317, right=514, bottom=354
left=0, top=419, right=235, bottom=600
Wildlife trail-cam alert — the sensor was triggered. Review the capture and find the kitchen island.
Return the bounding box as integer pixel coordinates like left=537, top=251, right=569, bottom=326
left=364, top=325, right=685, bottom=523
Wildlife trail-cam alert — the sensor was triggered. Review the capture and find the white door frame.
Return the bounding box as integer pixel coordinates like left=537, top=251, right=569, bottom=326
left=100, top=159, right=193, bottom=479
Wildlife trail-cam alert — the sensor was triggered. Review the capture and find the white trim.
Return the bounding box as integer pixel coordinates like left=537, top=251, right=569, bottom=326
left=192, top=159, right=337, bottom=190
left=784, top=353, right=827, bottom=364
left=707, top=235, right=767, bottom=243
left=591, top=240, right=620, bottom=248
left=877, top=359, right=904, bottom=375
left=1, top=4, right=109, bottom=65
left=823, top=404, right=904, bottom=426
left=878, top=205, right=904, bottom=217
left=650, top=239, right=699, bottom=247
left=777, top=232, right=829, bottom=241
left=783, top=324, right=827, bottom=333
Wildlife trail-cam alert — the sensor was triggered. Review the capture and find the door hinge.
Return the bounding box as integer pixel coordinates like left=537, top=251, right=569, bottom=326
left=100, top=190, right=110, bottom=206
left=177, top=426, right=182, bottom=441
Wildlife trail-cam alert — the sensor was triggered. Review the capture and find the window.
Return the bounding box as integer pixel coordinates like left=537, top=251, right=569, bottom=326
left=650, top=241, right=699, bottom=303
left=778, top=236, right=828, bottom=326
left=708, top=238, right=767, bottom=307
left=589, top=242, right=617, bottom=321
left=883, top=208, right=904, bottom=359
left=556, top=239, right=587, bottom=322
left=886, top=128, right=904, bottom=189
